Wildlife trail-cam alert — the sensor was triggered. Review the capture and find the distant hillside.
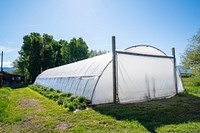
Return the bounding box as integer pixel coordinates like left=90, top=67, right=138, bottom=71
left=2, top=67, right=16, bottom=72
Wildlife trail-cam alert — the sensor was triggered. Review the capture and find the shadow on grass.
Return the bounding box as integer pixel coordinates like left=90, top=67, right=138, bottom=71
left=3, top=83, right=29, bottom=89
left=93, top=93, right=200, bottom=133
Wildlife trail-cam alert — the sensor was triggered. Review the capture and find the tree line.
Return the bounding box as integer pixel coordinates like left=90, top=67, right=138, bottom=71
left=181, top=29, right=200, bottom=85
left=13, top=30, right=200, bottom=84
left=13, top=32, right=107, bottom=82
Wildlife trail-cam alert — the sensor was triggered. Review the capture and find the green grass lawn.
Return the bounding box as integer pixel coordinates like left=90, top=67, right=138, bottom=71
left=0, top=78, right=200, bottom=133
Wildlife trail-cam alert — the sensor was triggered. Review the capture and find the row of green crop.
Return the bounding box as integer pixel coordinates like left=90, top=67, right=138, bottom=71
left=28, top=84, right=87, bottom=111
left=0, top=88, right=11, bottom=122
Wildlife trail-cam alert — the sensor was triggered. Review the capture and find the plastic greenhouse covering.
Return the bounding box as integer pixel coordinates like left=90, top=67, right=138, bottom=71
left=35, top=45, right=184, bottom=104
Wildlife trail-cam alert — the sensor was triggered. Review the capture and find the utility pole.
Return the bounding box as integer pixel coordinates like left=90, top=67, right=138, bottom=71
left=1, top=51, right=3, bottom=72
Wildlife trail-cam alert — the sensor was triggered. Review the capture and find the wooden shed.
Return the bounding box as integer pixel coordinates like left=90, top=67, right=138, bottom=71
left=0, top=71, right=25, bottom=84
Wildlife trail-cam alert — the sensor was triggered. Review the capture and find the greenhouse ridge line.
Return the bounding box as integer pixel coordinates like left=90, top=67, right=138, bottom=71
left=116, top=50, right=174, bottom=59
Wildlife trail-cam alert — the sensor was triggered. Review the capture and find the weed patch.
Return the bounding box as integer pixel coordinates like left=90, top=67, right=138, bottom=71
left=19, top=99, right=40, bottom=107
left=56, top=122, right=75, bottom=131
left=0, top=88, right=11, bottom=122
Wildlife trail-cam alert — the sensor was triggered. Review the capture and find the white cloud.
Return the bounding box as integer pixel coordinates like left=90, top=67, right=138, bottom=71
left=0, top=45, right=17, bottom=53
left=29, top=24, right=39, bottom=27
left=1, top=61, right=13, bottom=68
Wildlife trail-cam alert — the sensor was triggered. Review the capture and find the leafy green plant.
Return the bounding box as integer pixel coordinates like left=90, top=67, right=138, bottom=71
left=79, top=102, right=87, bottom=110
left=49, top=88, right=54, bottom=91
left=78, top=96, right=86, bottom=103
left=59, top=93, right=68, bottom=97
left=63, top=101, right=68, bottom=108
left=42, top=91, right=49, bottom=97
left=57, top=98, right=64, bottom=105
left=72, top=99, right=79, bottom=107
left=46, top=88, right=51, bottom=92
left=70, top=95, right=77, bottom=101
left=63, top=97, right=70, bottom=102
left=56, top=90, right=61, bottom=93
left=66, top=92, right=72, bottom=97
left=52, top=93, right=60, bottom=101
left=47, top=93, right=54, bottom=99
left=68, top=102, right=75, bottom=111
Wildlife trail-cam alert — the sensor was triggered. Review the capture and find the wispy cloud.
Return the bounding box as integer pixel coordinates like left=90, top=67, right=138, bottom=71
left=0, top=45, right=17, bottom=53
left=1, top=61, right=13, bottom=68
left=29, top=24, right=39, bottom=27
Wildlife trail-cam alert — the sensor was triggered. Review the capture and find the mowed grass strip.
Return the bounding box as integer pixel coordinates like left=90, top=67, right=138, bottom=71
left=0, top=88, right=147, bottom=133
left=0, top=77, right=200, bottom=133
left=182, top=77, right=200, bottom=97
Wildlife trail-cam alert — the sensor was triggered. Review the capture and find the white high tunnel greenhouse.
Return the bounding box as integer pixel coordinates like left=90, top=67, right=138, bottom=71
left=34, top=45, right=184, bottom=105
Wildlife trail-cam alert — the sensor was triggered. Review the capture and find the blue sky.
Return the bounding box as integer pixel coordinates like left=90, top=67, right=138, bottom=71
left=0, top=0, right=200, bottom=67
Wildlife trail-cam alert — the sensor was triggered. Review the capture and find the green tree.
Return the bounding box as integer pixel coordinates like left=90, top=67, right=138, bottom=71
left=181, top=29, right=200, bottom=85
left=16, top=32, right=43, bottom=82
left=51, top=40, right=62, bottom=67
left=14, top=33, right=90, bottom=82
left=68, top=38, right=89, bottom=63
left=89, top=49, right=109, bottom=57
left=29, top=36, right=43, bottom=82
left=41, top=34, right=54, bottom=71
left=12, top=57, right=29, bottom=80
left=60, top=40, right=69, bottom=64
left=41, top=34, right=63, bottom=69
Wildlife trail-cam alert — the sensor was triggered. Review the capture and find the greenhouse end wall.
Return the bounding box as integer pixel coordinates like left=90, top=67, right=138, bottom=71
left=117, top=53, right=176, bottom=103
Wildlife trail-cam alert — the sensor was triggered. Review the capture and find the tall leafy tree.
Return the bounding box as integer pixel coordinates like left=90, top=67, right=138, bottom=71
left=29, top=35, right=43, bottom=82
left=181, top=29, right=200, bottom=84
left=17, top=32, right=43, bottom=82
left=51, top=40, right=62, bottom=67
left=68, top=37, right=89, bottom=63
left=12, top=57, right=29, bottom=80
left=41, top=34, right=54, bottom=71
left=60, top=40, right=69, bottom=64
left=76, top=37, right=89, bottom=60
left=14, top=33, right=90, bottom=82
left=89, top=49, right=109, bottom=57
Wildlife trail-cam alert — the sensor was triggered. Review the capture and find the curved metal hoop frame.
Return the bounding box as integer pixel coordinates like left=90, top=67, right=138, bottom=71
left=125, top=45, right=167, bottom=56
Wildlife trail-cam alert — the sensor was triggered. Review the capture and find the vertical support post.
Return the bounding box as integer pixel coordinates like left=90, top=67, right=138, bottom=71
left=1, top=51, right=3, bottom=72
left=112, top=36, right=118, bottom=103
left=172, top=48, right=178, bottom=94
